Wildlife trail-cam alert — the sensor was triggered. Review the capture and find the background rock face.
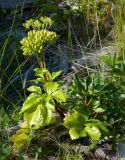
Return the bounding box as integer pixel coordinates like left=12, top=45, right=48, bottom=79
left=0, top=0, right=33, bottom=8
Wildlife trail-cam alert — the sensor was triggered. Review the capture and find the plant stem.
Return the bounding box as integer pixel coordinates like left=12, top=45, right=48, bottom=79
left=36, top=53, right=48, bottom=81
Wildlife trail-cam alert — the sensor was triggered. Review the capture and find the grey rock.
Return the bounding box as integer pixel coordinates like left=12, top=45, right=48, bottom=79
left=94, top=148, right=118, bottom=160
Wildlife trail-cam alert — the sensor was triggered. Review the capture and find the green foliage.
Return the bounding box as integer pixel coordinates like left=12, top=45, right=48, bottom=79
left=101, top=54, right=125, bottom=84
left=10, top=17, right=67, bottom=151
left=9, top=1, right=125, bottom=155
left=64, top=71, right=125, bottom=144
left=11, top=68, right=67, bottom=151
left=64, top=111, right=107, bottom=140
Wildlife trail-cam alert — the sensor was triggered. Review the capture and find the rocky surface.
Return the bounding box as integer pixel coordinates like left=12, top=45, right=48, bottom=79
left=73, top=144, right=118, bottom=160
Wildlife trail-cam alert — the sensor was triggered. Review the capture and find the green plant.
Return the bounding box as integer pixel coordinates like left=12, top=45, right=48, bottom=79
left=64, top=74, right=108, bottom=141
left=64, top=71, right=125, bottom=146
left=11, top=16, right=67, bottom=151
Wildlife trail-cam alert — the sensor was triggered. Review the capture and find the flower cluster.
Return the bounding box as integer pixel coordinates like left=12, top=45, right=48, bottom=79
left=23, top=17, right=53, bottom=30
left=21, top=29, right=58, bottom=55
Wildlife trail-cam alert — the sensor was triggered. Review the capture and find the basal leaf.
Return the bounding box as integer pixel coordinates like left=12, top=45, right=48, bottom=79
left=69, top=127, right=87, bottom=140
left=109, top=118, right=115, bottom=125
left=64, top=111, right=89, bottom=139
left=10, top=132, right=29, bottom=142
left=13, top=139, right=27, bottom=151
left=10, top=132, right=29, bottom=151
left=85, top=126, right=101, bottom=141
left=64, top=111, right=88, bottom=129
left=92, top=119, right=108, bottom=133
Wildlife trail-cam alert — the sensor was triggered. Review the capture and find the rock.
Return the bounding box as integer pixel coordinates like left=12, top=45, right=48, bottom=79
left=73, top=145, right=90, bottom=155
left=71, top=43, right=117, bottom=73
left=94, top=148, right=117, bottom=160
left=72, top=143, right=118, bottom=160
left=46, top=46, right=69, bottom=73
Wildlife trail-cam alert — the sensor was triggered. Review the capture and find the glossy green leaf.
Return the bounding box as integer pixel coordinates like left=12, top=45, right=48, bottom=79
left=64, top=111, right=88, bottom=129
left=46, top=102, right=55, bottom=111
left=34, top=68, right=51, bottom=80
left=40, top=104, right=53, bottom=124
left=13, top=139, right=27, bottom=151
left=10, top=132, right=29, bottom=151
left=26, top=105, right=41, bottom=126
left=88, top=119, right=108, bottom=133
left=45, top=108, right=53, bottom=124
left=52, top=89, right=67, bottom=102
left=51, top=71, right=62, bottom=80
left=85, top=126, right=101, bottom=141
left=64, top=111, right=88, bottom=139
left=44, top=82, right=59, bottom=94
left=20, top=93, right=41, bottom=114
left=69, top=127, right=87, bottom=140
left=27, top=86, right=42, bottom=94
left=24, top=104, right=41, bottom=126
left=94, top=107, right=105, bottom=113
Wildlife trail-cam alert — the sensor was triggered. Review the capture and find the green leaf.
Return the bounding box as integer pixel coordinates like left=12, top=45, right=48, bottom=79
left=44, top=82, right=59, bottom=94
left=64, top=111, right=88, bottom=139
left=88, top=119, right=108, bottom=133
left=51, top=71, right=62, bottom=80
left=64, top=111, right=88, bottom=129
left=85, top=126, right=101, bottom=141
left=34, top=68, right=51, bottom=80
left=46, top=102, right=55, bottom=111
left=40, top=104, right=53, bottom=124
left=94, top=120, right=108, bottom=133
left=24, top=105, right=41, bottom=126
left=20, top=94, right=41, bottom=114
left=109, top=118, right=115, bottom=125
left=45, top=108, right=53, bottom=124
left=94, top=107, right=105, bottom=113
left=10, top=132, right=29, bottom=142
left=27, top=86, right=42, bottom=94
left=13, top=139, right=27, bottom=151
left=31, top=78, right=43, bottom=84
left=69, top=127, right=87, bottom=140
left=10, top=132, right=29, bottom=151
left=52, top=89, right=67, bottom=102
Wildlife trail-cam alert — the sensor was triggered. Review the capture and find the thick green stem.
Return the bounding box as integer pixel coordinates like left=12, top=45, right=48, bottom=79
left=36, top=53, right=48, bottom=81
